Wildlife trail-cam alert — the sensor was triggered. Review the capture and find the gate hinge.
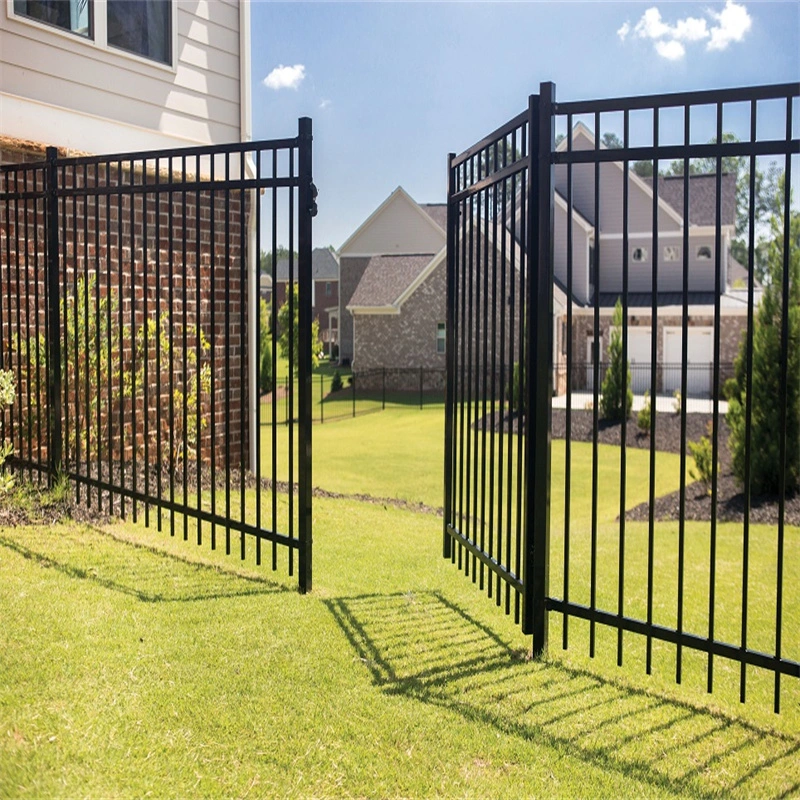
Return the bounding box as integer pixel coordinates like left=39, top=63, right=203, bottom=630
left=309, top=182, right=318, bottom=217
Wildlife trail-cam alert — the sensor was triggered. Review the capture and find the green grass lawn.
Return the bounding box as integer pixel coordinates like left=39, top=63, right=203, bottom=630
left=1, top=404, right=798, bottom=798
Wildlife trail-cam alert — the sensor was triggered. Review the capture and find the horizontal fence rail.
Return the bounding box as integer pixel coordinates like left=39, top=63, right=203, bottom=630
left=0, top=121, right=315, bottom=591
left=445, top=81, right=800, bottom=712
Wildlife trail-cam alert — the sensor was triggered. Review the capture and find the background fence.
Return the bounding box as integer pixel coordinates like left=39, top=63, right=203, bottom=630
left=261, top=367, right=446, bottom=425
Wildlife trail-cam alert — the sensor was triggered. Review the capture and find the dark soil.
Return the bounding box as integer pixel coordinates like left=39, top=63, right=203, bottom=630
left=480, top=408, right=799, bottom=526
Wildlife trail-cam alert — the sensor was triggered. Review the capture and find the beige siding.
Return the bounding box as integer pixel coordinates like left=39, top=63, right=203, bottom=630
left=553, top=200, right=591, bottom=304
left=341, top=191, right=445, bottom=256
left=0, top=0, right=241, bottom=148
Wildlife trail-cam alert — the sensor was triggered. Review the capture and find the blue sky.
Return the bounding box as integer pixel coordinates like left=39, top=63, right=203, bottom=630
left=249, top=1, right=799, bottom=249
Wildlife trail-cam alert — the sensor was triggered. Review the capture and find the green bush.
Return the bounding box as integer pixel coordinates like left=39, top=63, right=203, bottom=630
left=600, top=299, right=633, bottom=421
left=672, top=390, right=682, bottom=415
left=688, top=424, right=717, bottom=495
left=508, top=361, right=524, bottom=413
left=0, top=369, right=16, bottom=493
left=330, top=370, right=343, bottom=393
left=259, top=299, right=272, bottom=394
left=637, top=391, right=651, bottom=433
left=727, top=183, right=800, bottom=494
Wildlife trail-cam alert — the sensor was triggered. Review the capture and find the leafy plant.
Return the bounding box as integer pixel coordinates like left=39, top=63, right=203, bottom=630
left=508, top=361, right=524, bottom=414
left=259, top=299, right=272, bottom=394
left=688, top=423, right=717, bottom=496
left=600, top=299, right=633, bottom=421
left=637, top=391, right=651, bottom=433
left=277, top=284, right=321, bottom=374
left=0, top=369, right=15, bottom=494
left=330, top=370, right=343, bottom=393
left=672, top=390, right=682, bottom=415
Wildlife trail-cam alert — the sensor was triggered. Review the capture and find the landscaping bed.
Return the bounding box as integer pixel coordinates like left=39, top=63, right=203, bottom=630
left=482, top=408, right=799, bottom=526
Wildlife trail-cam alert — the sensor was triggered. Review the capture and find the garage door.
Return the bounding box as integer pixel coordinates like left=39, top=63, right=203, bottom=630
left=627, top=327, right=652, bottom=394
left=663, top=327, right=713, bottom=397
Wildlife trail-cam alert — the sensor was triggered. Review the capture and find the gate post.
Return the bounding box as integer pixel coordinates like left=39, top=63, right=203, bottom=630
left=297, top=117, right=314, bottom=594
left=522, top=83, right=555, bottom=657
left=443, top=152, right=457, bottom=559
left=45, top=146, right=63, bottom=481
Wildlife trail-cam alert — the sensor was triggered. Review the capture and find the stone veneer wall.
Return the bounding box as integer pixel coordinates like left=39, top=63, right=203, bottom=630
left=337, top=256, right=369, bottom=364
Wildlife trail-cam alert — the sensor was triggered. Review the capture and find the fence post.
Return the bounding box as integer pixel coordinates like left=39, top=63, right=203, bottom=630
left=297, top=116, right=314, bottom=594
left=320, top=373, right=323, bottom=424
left=522, top=83, right=555, bottom=658
left=382, top=367, right=386, bottom=410
left=419, top=366, right=423, bottom=409
left=351, top=372, right=356, bottom=417
left=45, top=146, right=63, bottom=481
left=443, top=152, right=457, bottom=559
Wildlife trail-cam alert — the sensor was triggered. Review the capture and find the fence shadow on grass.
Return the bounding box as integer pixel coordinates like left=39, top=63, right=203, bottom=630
left=325, top=590, right=800, bottom=799
left=0, top=526, right=289, bottom=604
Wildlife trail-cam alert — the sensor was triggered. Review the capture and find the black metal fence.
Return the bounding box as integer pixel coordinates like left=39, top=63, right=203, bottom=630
left=261, top=367, right=446, bottom=425
left=444, top=82, right=799, bottom=711
left=0, top=122, right=315, bottom=591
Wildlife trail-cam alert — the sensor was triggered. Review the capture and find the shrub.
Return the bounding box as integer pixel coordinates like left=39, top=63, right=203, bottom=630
left=600, top=299, right=633, bottom=421
left=277, top=284, right=321, bottom=374
left=259, top=299, right=272, bottom=394
left=637, top=391, right=651, bottom=433
left=331, top=344, right=339, bottom=361
left=508, top=361, right=524, bottom=413
left=727, top=176, right=799, bottom=495
left=688, top=423, right=717, bottom=495
left=672, top=390, right=682, bottom=415
left=0, top=370, right=16, bottom=494
left=330, top=370, right=343, bottom=393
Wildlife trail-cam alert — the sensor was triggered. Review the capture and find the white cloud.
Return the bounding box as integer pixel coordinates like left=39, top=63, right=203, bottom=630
left=622, top=2, right=751, bottom=60
left=635, top=7, right=671, bottom=40
left=319, top=98, right=332, bottom=110
left=707, top=0, right=752, bottom=51
left=263, top=64, right=305, bottom=91
left=655, top=39, right=686, bottom=60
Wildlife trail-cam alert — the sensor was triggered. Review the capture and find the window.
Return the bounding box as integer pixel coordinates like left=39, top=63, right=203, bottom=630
left=436, top=323, right=446, bottom=354
left=12, top=0, right=172, bottom=65
left=632, top=247, right=648, bottom=263
left=325, top=282, right=332, bottom=296
left=13, top=0, right=92, bottom=37
left=696, top=245, right=713, bottom=260
left=107, top=0, right=171, bottom=65
left=664, top=245, right=679, bottom=262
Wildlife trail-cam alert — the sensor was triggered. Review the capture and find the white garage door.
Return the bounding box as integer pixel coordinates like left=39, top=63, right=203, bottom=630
left=627, top=327, right=652, bottom=394
left=663, top=327, right=713, bottom=397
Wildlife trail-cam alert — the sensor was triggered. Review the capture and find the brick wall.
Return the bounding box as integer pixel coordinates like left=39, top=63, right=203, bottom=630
left=0, top=143, right=249, bottom=473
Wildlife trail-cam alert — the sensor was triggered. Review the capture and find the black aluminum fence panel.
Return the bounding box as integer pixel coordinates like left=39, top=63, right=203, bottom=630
left=445, top=81, right=800, bottom=712
left=0, top=121, right=315, bottom=592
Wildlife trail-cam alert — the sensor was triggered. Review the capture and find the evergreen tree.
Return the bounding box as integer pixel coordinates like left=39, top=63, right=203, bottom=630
left=727, top=176, right=800, bottom=494
left=600, top=299, right=633, bottom=421
left=277, top=284, right=321, bottom=374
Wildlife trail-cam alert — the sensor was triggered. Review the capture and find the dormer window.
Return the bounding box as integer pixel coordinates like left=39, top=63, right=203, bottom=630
left=697, top=245, right=713, bottom=260
left=13, top=0, right=92, bottom=38
left=632, top=247, right=648, bottom=263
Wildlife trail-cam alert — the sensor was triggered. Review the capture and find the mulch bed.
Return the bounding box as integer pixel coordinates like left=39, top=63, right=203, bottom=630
left=480, top=408, right=799, bottom=526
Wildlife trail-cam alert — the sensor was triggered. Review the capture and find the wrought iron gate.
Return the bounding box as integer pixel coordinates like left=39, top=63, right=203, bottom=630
left=444, top=82, right=799, bottom=711
left=0, top=120, right=315, bottom=591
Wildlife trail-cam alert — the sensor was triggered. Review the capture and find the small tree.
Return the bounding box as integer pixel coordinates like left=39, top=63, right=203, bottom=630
left=727, top=177, right=800, bottom=494
left=0, top=370, right=16, bottom=493
left=277, top=284, right=321, bottom=374
left=600, top=299, right=633, bottom=421
left=259, top=298, right=272, bottom=394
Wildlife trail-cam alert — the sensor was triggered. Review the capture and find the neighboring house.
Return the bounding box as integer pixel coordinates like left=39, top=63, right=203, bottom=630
left=553, top=123, right=757, bottom=396
left=274, top=248, right=340, bottom=358
left=337, top=187, right=448, bottom=372
left=337, top=187, right=531, bottom=385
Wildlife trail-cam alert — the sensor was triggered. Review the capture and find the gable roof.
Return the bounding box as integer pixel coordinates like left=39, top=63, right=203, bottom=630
left=347, top=254, right=436, bottom=309
left=644, top=174, right=736, bottom=227
left=275, top=247, right=339, bottom=282
left=337, top=186, right=446, bottom=255
left=420, top=203, right=448, bottom=231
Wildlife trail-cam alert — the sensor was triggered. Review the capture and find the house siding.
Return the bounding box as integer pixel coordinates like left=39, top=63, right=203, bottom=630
left=0, top=0, right=242, bottom=149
